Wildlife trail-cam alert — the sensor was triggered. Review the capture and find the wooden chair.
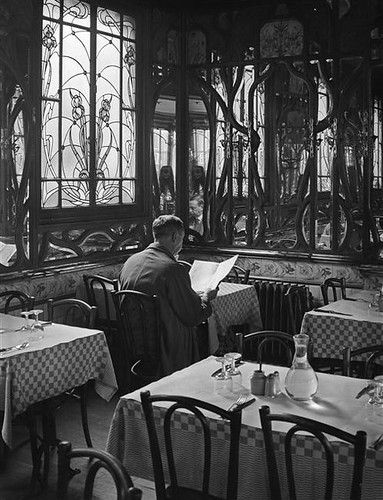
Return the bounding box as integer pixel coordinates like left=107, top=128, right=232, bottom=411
left=259, top=405, right=367, bottom=500
left=47, top=297, right=97, bottom=328
left=57, top=441, right=142, bottom=500
left=224, top=264, right=250, bottom=284
left=0, top=290, right=35, bottom=314
left=321, top=277, right=347, bottom=305
left=178, top=259, right=192, bottom=270
left=26, top=298, right=98, bottom=486
left=83, top=274, right=119, bottom=339
left=343, top=345, right=383, bottom=379
left=140, top=390, right=242, bottom=500
left=112, top=290, right=162, bottom=390
left=236, top=330, right=295, bottom=367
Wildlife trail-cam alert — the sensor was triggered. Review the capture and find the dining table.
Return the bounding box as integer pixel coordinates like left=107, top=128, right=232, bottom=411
left=106, top=356, right=383, bottom=500
left=300, top=294, right=383, bottom=360
left=76, top=279, right=263, bottom=356
left=0, top=312, right=118, bottom=448
left=209, top=281, right=262, bottom=354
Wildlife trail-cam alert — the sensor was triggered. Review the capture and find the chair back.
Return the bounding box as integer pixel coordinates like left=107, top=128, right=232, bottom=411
left=321, top=277, right=347, bottom=305
left=0, top=290, right=35, bottom=314
left=83, top=274, right=119, bottom=337
left=224, top=264, right=250, bottom=284
left=140, top=390, right=242, bottom=500
left=236, top=330, right=295, bottom=367
left=112, top=290, right=162, bottom=382
left=259, top=405, right=367, bottom=500
left=57, top=441, right=142, bottom=500
left=177, top=260, right=192, bottom=270
left=47, top=298, right=97, bottom=328
left=343, top=345, right=383, bottom=379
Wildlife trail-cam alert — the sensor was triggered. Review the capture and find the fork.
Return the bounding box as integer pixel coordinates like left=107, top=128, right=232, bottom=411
left=370, top=433, right=383, bottom=450
left=227, top=394, right=247, bottom=412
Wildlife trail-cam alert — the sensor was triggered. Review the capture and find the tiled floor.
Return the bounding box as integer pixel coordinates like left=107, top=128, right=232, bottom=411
left=1, top=391, right=156, bottom=499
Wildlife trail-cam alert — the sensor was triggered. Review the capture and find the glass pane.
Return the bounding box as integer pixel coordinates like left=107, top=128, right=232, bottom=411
left=63, top=0, right=90, bottom=28
left=97, top=7, right=120, bottom=36
left=41, top=181, right=60, bottom=208
left=41, top=101, right=59, bottom=180
left=96, top=180, right=120, bottom=205
left=62, top=180, right=89, bottom=206
left=123, top=15, right=136, bottom=40
left=189, top=91, right=209, bottom=236
left=153, top=85, right=176, bottom=215
left=43, top=0, right=60, bottom=19
left=61, top=24, right=90, bottom=201
left=123, top=40, right=136, bottom=108
left=96, top=34, right=121, bottom=195
left=122, top=180, right=135, bottom=203
left=42, top=20, right=60, bottom=98
left=122, top=110, right=136, bottom=178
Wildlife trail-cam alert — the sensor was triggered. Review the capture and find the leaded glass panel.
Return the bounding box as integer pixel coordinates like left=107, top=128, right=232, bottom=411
left=41, top=0, right=136, bottom=210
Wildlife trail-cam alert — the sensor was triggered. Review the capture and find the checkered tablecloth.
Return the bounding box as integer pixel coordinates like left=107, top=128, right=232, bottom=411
left=106, top=357, right=383, bottom=500
left=301, top=300, right=383, bottom=359
left=209, top=282, right=262, bottom=353
left=0, top=313, right=117, bottom=447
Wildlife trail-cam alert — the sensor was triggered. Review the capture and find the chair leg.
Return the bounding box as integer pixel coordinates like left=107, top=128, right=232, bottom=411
left=79, top=383, right=93, bottom=448
left=26, top=411, right=43, bottom=488
left=42, top=409, right=59, bottom=484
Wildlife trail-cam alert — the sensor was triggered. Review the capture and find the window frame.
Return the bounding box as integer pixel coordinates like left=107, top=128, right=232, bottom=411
left=36, top=0, right=149, bottom=227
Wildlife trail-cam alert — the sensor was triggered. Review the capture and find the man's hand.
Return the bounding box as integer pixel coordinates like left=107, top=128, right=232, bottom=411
left=202, top=287, right=219, bottom=302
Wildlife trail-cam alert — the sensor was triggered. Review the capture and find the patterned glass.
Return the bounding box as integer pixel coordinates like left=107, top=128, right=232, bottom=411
left=41, top=0, right=136, bottom=208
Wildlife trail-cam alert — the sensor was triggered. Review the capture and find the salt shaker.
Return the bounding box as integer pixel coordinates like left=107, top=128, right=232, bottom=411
left=264, top=373, right=276, bottom=397
left=273, top=371, right=281, bottom=396
left=250, top=369, right=266, bottom=396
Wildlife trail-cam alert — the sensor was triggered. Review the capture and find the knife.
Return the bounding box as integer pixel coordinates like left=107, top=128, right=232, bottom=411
left=211, top=360, right=245, bottom=378
left=355, top=385, right=375, bottom=399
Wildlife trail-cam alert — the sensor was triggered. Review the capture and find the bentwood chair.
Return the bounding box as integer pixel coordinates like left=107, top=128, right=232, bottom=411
left=112, top=290, right=162, bottom=391
left=57, top=441, right=142, bottom=500
left=140, top=390, right=242, bottom=500
left=342, top=344, right=383, bottom=379
left=26, top=298, right=98, bottom=486
left=0, top=290, right=35, bottom=314
left=259, top=405, right=367, bottom=500
left=83, top=274, right=119, bottom=340
left=321, top=277, right=347, bottom=305
left=178, top=259, right=192, bottom=270
left=47, top=297, right=97, bottom=329
left=236, top=330, right=295, bottom=367
left=224, top=264, right=250, bottom=285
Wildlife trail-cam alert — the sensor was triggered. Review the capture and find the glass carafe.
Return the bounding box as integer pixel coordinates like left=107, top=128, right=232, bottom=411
left=285, top=333, right=318, bottom=401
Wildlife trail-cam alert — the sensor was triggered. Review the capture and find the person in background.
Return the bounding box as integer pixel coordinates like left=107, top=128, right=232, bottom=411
left=119, top=215, right=217, bottom=375
left=189, top=195, right=204, bottom=235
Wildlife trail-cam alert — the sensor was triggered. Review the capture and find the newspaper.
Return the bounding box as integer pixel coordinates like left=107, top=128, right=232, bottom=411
left=189, top=255, right=239, bottom=293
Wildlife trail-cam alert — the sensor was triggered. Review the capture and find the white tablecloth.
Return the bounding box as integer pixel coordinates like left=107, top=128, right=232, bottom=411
left=106, top=356, right=383, bottom=500
left=0, top=313, right=117, bottom=447
left=209, top=282, right=262, bottom=353
left=301, top=299, right=383, bottom=359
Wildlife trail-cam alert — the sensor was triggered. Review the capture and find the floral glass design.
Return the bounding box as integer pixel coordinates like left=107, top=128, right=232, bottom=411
left=41, top=0, right=136, bottom=208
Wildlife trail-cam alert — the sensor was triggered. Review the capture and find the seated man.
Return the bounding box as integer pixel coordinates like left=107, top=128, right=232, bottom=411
left=119, top=215, right=217, bottom=375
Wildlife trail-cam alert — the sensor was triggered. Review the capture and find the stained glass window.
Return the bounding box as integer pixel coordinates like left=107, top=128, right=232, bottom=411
left=41, top=0, right=136, bottom=209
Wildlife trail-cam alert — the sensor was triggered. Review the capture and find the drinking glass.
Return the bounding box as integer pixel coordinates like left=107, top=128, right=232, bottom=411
left=20, top=311, right=32, bottom=332
left=225, top=352, right=242, bottom=393
left=213, top=357, right=232, bottom=393
left=29, top=309, right=44, bottom=341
